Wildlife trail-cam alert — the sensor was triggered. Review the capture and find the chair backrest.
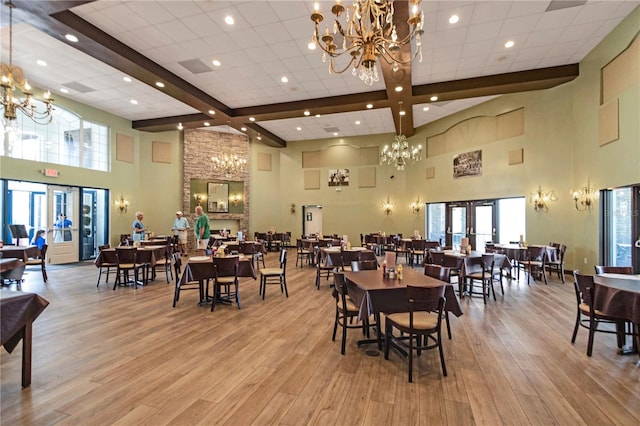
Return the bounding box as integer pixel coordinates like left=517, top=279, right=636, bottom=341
left=39, top=244, right=48, bottom=260
left=334, top=272, right=347, bottom=297
left=325, top=252, right=343, bottom=268
left=463, top=256, right=483, bottom=275
left=98, top=244, right=110, bottom=251
left=412, top=239, right=426, bottom=250
left=430, top=251, right=445, bottom=265
left=424, top=264, right=451, bottom=282
left=279, top=249, right=287, bottom=268
left=358, top=260, right=378, bottom=270
left=213, top=256, right=239, bottom=277
left=239, top=242, right=255, bottom=255
left=573, top=270, right=595, bottom=306
left=481, top=253, right=495, bottom=271
left=526, top=246, right=546, bottom=262
left=443, top=255, right=461, bottom=269
left=115, top=247, right=136, bottom=264
left=425, top=240, right=440, bottom=250
left=594, top=265, right=633, bottom=274
left=359, top=250, right=377, bottom=262
left=172, top=252, right=182, bottom=277
left=407, top=285, right=445, bottom=314
left=341, top=249, right=360, bottom=265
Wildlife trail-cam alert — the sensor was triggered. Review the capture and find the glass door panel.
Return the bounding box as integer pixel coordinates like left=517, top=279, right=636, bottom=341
left=473, top=204, right=495, bottom=252
left=607, top=187, right=632, bottom=267
left=448, top=205, right=467, bottom=249
left=427, top=203, right=445, bottom=244
left=47, top=186, right=79, bottom=264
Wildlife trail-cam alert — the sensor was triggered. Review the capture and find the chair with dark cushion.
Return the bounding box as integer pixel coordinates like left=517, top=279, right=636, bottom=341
left=384, top=285, right=448, bottom=382
left=572, top=270, right=624, bottom=356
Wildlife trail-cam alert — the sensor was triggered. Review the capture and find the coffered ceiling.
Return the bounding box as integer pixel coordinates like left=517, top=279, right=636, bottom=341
left=2, top=1, right=638, bottom=147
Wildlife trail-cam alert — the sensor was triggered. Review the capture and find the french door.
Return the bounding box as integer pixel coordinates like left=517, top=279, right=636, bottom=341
left=446, top=201, right=496, bottom=251
left=47, top=186, right=80, bottom=264
left=601, top=185, right=639, bottom=272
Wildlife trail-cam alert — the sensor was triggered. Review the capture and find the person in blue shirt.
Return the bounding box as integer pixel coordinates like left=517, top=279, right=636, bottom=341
left=32, top=230, right=46, bottom=251
left=54, top=214, right=72, bottom=241
left=132, top=211, right=147, bottom=243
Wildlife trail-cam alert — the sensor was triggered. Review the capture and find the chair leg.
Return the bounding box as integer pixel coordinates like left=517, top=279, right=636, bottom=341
left=587, top=316, right=596, bottom=357
left=375, top=313, right=382, bottom=350
left=384, top=322, right=392, bottom=360
left=282, top=276, right=289, bottom=298
left=41, top=264, right=48, bottom=282
left=332, top=306, right=339, bottom=342
left=97, top=268, right=103, bottom=287
left=445, top=311, right=452, bottom=340
left=408, top=331, right=414, bottom=383
left=438, top=328, right=447, bottom=377
left=235, top=281, right=241, bottom=309
left=315, top=268, right=321, bottom=289
left=341, top=312, right=347, bottom=355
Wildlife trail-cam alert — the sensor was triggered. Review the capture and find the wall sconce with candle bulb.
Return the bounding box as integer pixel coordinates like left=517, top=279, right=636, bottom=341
left=193, top=193, right=206, bottom=206
left=382, top=196, right=396, bottom=216
left=229, top=193, right=242, bottom=207
left=530, top=185, right=556, bottom=212
left=410, top=196, right=422, bottom=214
left=114, top=196, right=129, bottom=214
left=571, top=179, right=596, bottom=211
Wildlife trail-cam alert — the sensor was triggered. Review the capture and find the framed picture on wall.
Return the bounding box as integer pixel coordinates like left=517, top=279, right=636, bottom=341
left=453, top=150, right=482, bottom=178
left=328, top=169, right=349, bottom=186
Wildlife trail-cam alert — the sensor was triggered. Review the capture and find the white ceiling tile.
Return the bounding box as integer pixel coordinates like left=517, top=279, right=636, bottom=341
left=534, top=7, right=581, bottom=31
left=499, top=14, right=540, bottom=37
left=466, top=21, right=503, bottom=41
left=470, top=2, right=510, bottom=25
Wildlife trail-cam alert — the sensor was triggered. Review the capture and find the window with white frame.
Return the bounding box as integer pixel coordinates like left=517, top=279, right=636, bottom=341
left=1, top=100, right=110, bottom=172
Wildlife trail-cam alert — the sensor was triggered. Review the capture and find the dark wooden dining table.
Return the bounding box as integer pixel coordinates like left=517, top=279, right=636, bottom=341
left=179, top=255, right=257, bottom=305
left=593, top=273, right=640, bottom=361
left=1, top=257, right=23, bottom=273
left=1, top=291, right=49, bottom=387
left=0, top=246, right=39, bottom=262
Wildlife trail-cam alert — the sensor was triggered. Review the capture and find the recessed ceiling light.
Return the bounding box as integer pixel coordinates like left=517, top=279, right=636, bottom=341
left=60, top=88, right=69, bottom=93
left=355, top=121, right=360, bottom=125
left=204, top=122, right=210, bottom=126
left=430, top=95, right=438, bottom=101
left=395, top=86, right=403, bottom=92
left=155, top=81, right=165, bottom=88
left=36, top=59, right=47, bottom=67
left=296, top=127, right=302, bottom=131
left=304, top=111, right=310, bottom=116
left=224, top=15, right=234, bottom=25
left=123, top=76, right=132, bottom=83
left=249, top=117, right=256, bottom=122
left=65, top=34, right=78, bottom=43
left=281, top=76, right=288, bottom=83
left=505, top=40, right=515, bottom=48
left=423, top=106, right=430, bottom=111
left=315, top=114, right=321, bottom=118
left=212, top=59, right=221, bottom=67
left=399, top=110, right=406, bottom=116
left=366, top=103, right=373, bottom=109
left=449, top=15, right=459, bottom=24
left=333, top=132, right=338, bottom=136
left=241, top=127, right=247, bottom=131
left=130, top=99, right=138, bottom=105
left=208, top=110, right=215, bottom=115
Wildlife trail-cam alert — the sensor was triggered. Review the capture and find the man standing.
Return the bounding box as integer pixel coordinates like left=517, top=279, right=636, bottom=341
left=194, top=206, right=210, bottom=256
left=132, top=211, right=147, bottom=244
left=172, top=211, right=190, bottom=256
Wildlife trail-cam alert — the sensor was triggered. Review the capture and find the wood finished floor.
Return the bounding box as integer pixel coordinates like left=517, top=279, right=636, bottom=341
left=1, top=255, right=639, bottom=425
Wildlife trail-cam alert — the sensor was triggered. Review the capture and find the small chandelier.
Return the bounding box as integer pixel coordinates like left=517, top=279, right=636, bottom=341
left=211, top=152, right=247, bottom=178
left=380, top=112, right=422, bottom=171
left=571, top=179, right=596, bottom=211
left=309, top=0, right=424, bottom=86
left=1, top=2, right=54, bottom=126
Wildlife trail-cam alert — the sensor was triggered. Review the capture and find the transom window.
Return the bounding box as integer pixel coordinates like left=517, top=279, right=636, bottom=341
left=1, top=100, right=110, bottom=172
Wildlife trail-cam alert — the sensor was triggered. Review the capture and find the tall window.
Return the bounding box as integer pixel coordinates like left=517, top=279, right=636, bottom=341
left=1, top=100, right=110, bottom=171
left=426, top=203, right=445, bottom=243
left=602, top=186, right=638, bottom=269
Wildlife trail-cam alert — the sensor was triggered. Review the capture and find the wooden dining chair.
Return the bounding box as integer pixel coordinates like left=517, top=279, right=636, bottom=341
left=25, top=244, right=48, bottom=283
left=172, top=254, right=208, bottom=307
left=384, top=285, right=448, bottom=382
left=212, top=256, right=240, bottom=311
left=518, top=246, right=547, bottom=285
left=113, top=247, right=144, bottom=290
left=332, top=272, right=371, bottom=355
left=315, top=248, right=341, bottom=289
left=96, top=246, right=117, bottom=287
left=547, top=244, right=567, bottom=283
left=259, top=249, right=288, bottom=299
left=424, top=264, right=453, bottom=339
left=571, top=270, right=624, bottom=356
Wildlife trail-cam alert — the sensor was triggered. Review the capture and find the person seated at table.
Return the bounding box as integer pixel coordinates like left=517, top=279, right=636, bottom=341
left=31, top=230, right=46, bottom=253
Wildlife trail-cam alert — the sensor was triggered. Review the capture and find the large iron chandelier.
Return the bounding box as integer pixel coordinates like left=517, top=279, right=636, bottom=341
left=211, top=152, right=247, bottom=178
left=1, top=2, right=54, bottom=126
left=380, top=113, right=422, bottom=171
left=309, top=0, right=424, bottom=86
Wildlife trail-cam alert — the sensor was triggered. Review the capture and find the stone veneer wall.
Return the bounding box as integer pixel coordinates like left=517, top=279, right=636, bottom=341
left=183, top=129, right=250, bottom=248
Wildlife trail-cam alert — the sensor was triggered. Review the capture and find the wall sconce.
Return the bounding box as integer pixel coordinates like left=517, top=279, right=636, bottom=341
left=381, top=195, right=396, bottom=216
left=230, top=193, right=242, bottom=207
left=410, top=196, right=422, bottom=214
left=114, top=196, right=129, bottom=214
left=290, top=203, right=296, bottom=214
left=571, top=179, right=595, bottom=211
left=194, top=193, right=206, bottom=206
left=530, top=185, right=556, bottom=212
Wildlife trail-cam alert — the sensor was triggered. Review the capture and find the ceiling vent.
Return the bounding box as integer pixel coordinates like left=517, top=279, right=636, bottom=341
left=178, top=59, right=212, bottom=74
left=62, top=82, right=95, bottom=93
left=323, top=126, right=340, bottom=133
left=545, top=1, right=587, bottom=12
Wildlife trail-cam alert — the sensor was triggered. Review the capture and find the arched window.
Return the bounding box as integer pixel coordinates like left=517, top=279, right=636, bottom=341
left=2, top=100, right=110, bottom=171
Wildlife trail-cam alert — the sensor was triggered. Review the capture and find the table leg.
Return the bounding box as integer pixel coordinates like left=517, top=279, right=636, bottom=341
left=21, top=322, right=32, bottom=387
